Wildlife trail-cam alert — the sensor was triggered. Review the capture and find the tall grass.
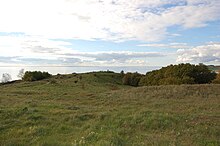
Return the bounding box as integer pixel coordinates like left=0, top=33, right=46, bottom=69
left=0, top=72, right=219, bottom=145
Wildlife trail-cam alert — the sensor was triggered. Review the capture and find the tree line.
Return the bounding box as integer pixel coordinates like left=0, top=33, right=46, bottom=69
left=122, top=63, right=219, bottom=86
left=1, top=63, right=220, bottom=85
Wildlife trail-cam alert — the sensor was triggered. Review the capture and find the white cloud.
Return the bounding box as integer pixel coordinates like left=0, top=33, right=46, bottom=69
left=0, top=0, right=219, bottom=42
left=177, top=43, right=220, bottom=63
left=138, top=43, right=189, bottom=49
left=0, top=35, right=166, bottom=66
left=0, top=0, right=219, bottom=66
left=78, top=52, right=164, bottom=61
left=0, top=51, right=165, bottom=66
left=0, top=35, right=77, bottom=59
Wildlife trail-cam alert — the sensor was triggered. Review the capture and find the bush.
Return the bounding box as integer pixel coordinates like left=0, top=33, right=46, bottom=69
left=22, top=71, right=52, bottom=81
left=122, top=72, right=142, bottom=87
left=139, top=63, right=217, bottom=86
left=212, top=71, right=220, bottom=84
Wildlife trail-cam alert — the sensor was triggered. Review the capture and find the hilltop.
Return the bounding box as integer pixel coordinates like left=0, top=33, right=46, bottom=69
left=0, top=72, right=220, bottom=145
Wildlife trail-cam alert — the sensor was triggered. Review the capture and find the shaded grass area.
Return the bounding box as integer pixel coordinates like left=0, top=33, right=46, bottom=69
left=0, top=72, right=220, bottom=145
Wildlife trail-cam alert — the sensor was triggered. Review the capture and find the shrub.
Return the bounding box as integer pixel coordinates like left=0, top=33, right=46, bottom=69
left=22, top=71, right=52, bottom=81
left=139, top=63, right=217, bottom=86
left=48, top=79, right=57, bottom=84
left=212, top=71, right=220, bottom=84
left=122, top=72, right=142, bottom=87
left=78, top=76, right=82, bottom=80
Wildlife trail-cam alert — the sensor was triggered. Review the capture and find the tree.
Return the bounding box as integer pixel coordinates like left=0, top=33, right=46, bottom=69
left=1, top=73, right=12, bottom=83
left=120, top=70, right=124, bottom=75
left=189, top=64, right=216, bottom=84
left=22, top=71, right=52, bottom=81
left=17, top=69, right=25, bottom=79
left=139, top=63, right=217, bottom=86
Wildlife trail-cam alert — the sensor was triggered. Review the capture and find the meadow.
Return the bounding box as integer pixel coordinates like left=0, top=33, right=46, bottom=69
left=0, top=72, right=220, bottom=145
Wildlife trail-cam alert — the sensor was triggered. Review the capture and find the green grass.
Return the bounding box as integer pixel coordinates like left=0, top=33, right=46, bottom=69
left=0, top=72, right=220, bottom=145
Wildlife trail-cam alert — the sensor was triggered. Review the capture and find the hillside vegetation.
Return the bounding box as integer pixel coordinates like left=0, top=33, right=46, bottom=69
left=0, top=71, right=220, bottom=145
left=139, top=63, right=216, bottom=86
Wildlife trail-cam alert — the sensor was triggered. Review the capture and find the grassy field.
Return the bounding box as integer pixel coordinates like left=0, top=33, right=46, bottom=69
left=0, top=72, right=220, bottom=146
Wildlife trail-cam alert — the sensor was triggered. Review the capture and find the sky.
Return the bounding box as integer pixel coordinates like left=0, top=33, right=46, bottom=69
left=0, top=0, right=220, bottom=67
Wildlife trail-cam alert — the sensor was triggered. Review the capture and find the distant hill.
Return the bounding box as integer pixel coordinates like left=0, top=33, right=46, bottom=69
left=208, top=65, right=220, bottom=72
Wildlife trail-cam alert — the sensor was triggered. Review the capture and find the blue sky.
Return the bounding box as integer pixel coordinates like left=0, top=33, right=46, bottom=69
left=0, top=0, right=220, bottom=67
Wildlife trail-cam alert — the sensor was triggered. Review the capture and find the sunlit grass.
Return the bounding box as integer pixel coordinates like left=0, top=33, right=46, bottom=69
left=0, top=72, right=220, bottom=145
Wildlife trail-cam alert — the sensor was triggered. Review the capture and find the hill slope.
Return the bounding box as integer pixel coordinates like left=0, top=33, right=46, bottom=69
left=0, top=72, right=220, bottom=145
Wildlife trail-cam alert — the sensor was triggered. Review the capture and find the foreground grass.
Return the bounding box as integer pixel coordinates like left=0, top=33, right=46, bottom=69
left=0, top=72, right=220, bottom=145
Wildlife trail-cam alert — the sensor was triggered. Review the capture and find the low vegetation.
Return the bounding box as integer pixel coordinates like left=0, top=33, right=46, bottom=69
left=0, top=70, right=220, bottom=145
left=122, top=72, right=143, bottom=87
left=212, top=70, right=220, bottom=84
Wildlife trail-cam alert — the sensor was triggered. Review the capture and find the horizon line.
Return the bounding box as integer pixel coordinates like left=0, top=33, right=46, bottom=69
left=0, top=65, right=162, bottom=67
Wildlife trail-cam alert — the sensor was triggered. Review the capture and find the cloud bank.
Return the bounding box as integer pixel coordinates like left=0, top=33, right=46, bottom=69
left=0, top=0, right=219, bottom=42
left=0, top=0, right=219, bottom=66
left=138, top=43, right=189, bottom=49
left=0, top=35, right=165, bottom=66
left=177, top=43, right=220, bottom=63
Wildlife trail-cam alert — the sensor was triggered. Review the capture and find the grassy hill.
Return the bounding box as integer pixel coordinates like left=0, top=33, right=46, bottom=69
left=0, top=72, right=220, bottom=145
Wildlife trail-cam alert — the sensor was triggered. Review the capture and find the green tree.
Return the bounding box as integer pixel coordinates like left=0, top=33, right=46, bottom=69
left=22, top=71, right=52, bottom=81
left=189, top=64, right=216, bottom=84
left=139, top=63, right=216, bottom=86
